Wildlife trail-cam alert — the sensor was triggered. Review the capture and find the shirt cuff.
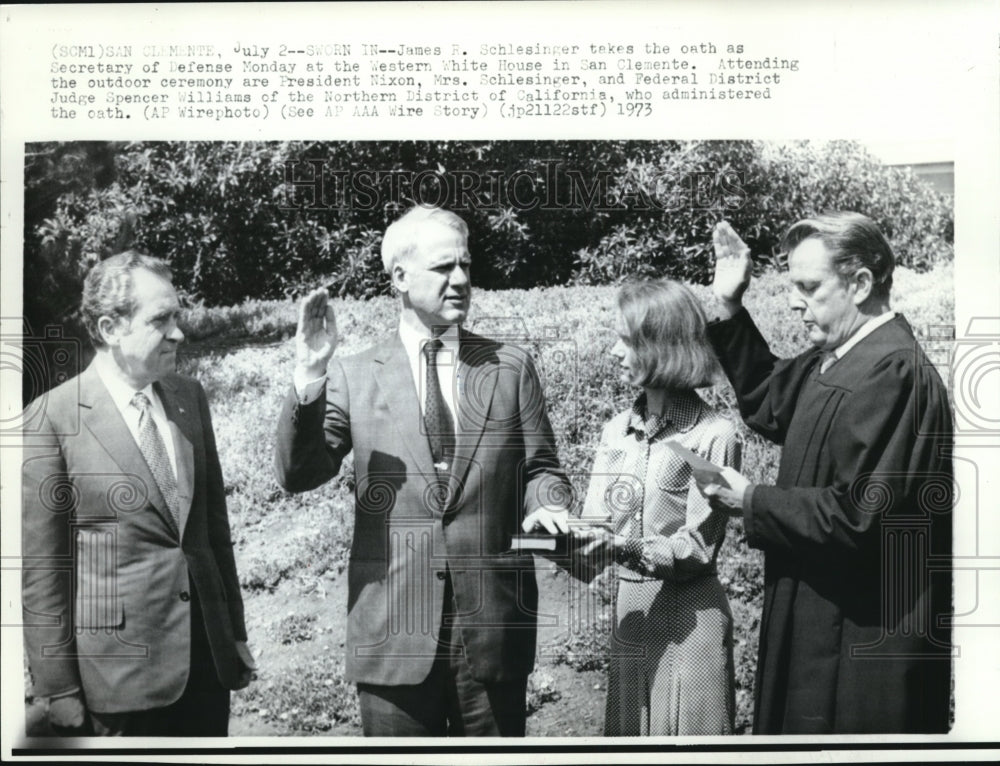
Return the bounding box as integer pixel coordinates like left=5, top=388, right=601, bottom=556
left=48, top=686, right=82, bottom=700
left=293, top=371, right=326, bottom=404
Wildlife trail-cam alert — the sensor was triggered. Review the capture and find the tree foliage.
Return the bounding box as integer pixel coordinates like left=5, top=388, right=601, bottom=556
left=24, top=139, right=953, bottom=330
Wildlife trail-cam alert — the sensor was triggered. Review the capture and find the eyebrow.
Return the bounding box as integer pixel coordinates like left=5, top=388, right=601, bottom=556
left=428, top=254, right=471, bottom=267
left=149, top=307, right=180, bottom=321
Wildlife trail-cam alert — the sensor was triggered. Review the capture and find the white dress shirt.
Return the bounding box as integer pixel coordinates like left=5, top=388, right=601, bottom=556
left=94, top=354, right=179, bottom=477
left=397, top=319, right=460, bottom=426
left=294, top=320, right=461, bottom=433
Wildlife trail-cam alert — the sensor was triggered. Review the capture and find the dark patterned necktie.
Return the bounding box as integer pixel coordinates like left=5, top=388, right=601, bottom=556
left=422, top=339, right=455, bottom=471
left=131, top=391, right=181, bottom=532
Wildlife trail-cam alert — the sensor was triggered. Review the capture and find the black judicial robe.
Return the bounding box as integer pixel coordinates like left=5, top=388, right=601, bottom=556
left=708, top=309, right=952, bottom=734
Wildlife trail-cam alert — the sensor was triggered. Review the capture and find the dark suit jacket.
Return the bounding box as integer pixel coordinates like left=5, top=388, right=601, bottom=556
left=275, top=329, right=569, bottom=686
left=708, top=309, right=952, bottom=733
left=22, top=362, right=248, bottom=714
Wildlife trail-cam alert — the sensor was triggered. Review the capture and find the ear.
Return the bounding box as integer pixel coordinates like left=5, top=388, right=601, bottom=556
left=96, top=315, right=126, bottom=347
left=390, top=262, right=408, bottom=294
left=851, top=268, right=874, bottom=305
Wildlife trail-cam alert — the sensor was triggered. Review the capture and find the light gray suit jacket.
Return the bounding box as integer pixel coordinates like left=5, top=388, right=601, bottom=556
left=275, top=329, right=569, bottom=686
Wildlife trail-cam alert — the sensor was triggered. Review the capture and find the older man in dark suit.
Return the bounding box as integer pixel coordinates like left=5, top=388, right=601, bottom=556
left=700, top=214, right=952, bottom=733
left=275, top=206, right=571, bottom=736
left=22, top=252, right=254, bottom=736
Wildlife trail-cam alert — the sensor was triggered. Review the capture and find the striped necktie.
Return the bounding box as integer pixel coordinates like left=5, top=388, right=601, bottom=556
left=131, top=391, right=181, bottom=533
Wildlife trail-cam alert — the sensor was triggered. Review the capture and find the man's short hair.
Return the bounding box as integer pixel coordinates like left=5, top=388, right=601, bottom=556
left=380, top=206, right=469, bottom=273
left=780, top=212, right=895, bottom=299
left=81, top=251, right=173, bottom=348
left=617, top=279, right=721, bottom=390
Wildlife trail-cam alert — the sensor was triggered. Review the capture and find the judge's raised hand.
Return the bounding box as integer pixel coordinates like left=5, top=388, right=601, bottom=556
left=711, top=221, right=753, bottom=315
left=295, top=288, right=339, bottom=380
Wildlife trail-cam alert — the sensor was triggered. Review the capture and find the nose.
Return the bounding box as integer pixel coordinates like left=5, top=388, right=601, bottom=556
left=611, top=339, right=626, bottom=359
left=788, top=289, right=805, bottom=313
left=167, top=320, right=185, bottom=344
left=449, top=262, right=470, bottom=288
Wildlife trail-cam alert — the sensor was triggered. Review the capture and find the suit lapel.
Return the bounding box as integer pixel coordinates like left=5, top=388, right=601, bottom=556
left=447, top=331, right=498, bottom=505
left=154, top=378, right=196, bottom=540
left=80, top=364, right=179, bottom=538
left=372, top=335, right=440, bottom=494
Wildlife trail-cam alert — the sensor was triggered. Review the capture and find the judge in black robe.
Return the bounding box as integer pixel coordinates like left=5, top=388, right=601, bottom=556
left=701, top=214, right=952, bottom=734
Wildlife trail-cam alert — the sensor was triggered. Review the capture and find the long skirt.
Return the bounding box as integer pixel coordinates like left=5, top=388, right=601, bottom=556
left=604, top=575, right=735, bottom=736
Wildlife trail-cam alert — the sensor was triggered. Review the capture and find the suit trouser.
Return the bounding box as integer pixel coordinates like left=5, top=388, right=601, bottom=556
left=357, top=572, right=528, bottom=736
left=85, top=581, right=230, bottom=737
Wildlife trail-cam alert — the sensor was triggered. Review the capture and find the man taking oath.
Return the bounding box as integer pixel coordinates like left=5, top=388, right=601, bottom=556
left=275, top=206, right=571, bottom=736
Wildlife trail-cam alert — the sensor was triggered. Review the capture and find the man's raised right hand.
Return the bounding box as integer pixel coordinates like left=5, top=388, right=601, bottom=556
left=295, top=287, right=338, bottom=381
left=711, top=221, right=753, bottom=316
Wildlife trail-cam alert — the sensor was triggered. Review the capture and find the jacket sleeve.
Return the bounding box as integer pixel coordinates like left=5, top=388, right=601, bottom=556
left=517, top=350, right=572, bottom=517
left=22, top=411, right=83, bottom=699
left=707, top=307, right=820, bottom=445
left=197, top=381, right=247, bottom=642
left=745, top=349, right=953, bottom=560
left=274, top=359, right=352, bottom=493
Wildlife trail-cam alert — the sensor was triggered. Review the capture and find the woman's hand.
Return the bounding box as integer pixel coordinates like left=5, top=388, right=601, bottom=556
left=571, top=523, right=624, bottom=559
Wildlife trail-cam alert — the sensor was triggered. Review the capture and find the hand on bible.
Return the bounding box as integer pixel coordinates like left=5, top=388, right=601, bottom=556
left=521, top=505, right=571, bottom=534
left=572, top=524, right=624, bottom=559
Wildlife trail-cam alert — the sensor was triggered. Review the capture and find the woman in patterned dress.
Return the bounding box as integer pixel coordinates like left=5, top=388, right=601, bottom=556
left=572, top=279, right=741, bottom=736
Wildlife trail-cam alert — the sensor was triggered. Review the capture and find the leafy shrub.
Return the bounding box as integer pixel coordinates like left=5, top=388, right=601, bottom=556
left=24, top=141, right=951, bottom=352
left=570, top=140, right=953, bottom=286
left=268, top=613, right=318, bottom=645
left=545, top=614, right=612, bottom=674
left=232, top=655, right=361, bottom=732
left=527, top=670, right=563, bottom=715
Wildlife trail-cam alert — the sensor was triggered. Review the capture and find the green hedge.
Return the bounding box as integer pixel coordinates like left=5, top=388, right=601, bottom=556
left=24, top=140, right=952, bottom=318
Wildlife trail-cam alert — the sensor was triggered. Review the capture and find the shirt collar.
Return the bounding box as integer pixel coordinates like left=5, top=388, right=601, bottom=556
left=93, top=352, right=157, bottom=413
left=398, top=318, right=460, bottom=358
left=833, top=311, right=896, bottom=360
left=624, top=390, right=703, bottom=441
